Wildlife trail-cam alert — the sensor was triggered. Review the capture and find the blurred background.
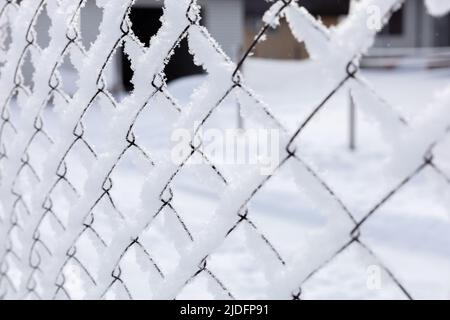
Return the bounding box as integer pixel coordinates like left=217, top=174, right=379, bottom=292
left=7, top=0, right=450, bottom=299
left=30, top=0, right=450, bottom=91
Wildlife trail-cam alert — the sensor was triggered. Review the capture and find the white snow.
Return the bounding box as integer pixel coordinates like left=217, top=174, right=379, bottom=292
left=425, top=0, right=450, bottom=16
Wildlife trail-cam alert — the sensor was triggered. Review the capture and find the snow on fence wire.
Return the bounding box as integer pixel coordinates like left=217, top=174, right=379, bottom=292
left=0, top=0, right=449, bottom=300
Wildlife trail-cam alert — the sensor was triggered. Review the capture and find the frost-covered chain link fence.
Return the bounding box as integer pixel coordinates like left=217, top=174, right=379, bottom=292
left=0, top=0, right=449, bottom=300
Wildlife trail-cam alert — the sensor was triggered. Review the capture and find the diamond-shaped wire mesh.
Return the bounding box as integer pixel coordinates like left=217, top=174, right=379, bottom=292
left=0, top=0, right=449, bottom=300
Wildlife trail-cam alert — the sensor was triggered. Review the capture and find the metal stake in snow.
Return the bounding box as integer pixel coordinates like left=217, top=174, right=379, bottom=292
left=349, top=89, right=357, bottom=151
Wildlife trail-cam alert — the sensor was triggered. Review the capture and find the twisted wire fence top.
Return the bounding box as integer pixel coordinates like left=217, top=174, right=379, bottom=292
left=0, top=0, right=449, bottom=300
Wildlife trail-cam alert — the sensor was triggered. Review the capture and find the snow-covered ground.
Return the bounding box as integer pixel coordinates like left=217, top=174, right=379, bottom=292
left=5, top=57, right=449, bottom=300
left=2, top=0, right=450, bottom=303
left=87, top=58, right=449, bottom=300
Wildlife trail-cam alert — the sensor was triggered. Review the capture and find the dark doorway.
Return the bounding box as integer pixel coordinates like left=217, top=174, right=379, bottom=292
left=380, top=7, right=404, bottom=36
left=122, top=6, right=204, bottom=91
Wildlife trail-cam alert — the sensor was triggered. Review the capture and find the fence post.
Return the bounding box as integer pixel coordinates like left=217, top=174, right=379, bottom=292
left=349, top=89, right=356, bottom=151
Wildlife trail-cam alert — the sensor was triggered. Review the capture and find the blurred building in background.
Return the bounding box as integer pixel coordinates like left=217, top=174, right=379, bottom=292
left=32, top=0, right=450, bottom=91
left=376, top=0, right=450, bottom=48
left=123, top=0, right=350, bottom=82
left=244, top=0, right=450, bottom=65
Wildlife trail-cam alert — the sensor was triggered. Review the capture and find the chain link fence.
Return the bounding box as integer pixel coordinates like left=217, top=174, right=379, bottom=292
left=0, top=0, right=449, bottom=300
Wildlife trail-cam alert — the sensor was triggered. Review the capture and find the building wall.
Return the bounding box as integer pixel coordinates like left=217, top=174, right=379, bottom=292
left=71, top=0, right=245, bottom=86
left=244, top=16, right=339, bottom=60
left=133, top=0, right=245, bottom=61
left=429, top=11, right=450, bottom=47
left=205, top=0, right=244, bottom=61
left=375, top=0, right=420, bottom=48
left=245, top=18, right=308, bottom=60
